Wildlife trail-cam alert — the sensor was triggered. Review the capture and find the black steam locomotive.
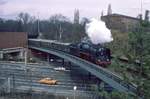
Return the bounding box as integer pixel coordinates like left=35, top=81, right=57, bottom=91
left=29, top=39, right=111, bottom=67
left=69, top=42, right=111, bottom=67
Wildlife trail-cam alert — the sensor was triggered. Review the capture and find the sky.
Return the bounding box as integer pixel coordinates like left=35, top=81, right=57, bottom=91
left=0, top=0, right=150, bottom=20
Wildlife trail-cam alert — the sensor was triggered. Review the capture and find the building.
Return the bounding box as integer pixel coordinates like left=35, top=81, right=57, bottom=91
left=107, top=4, right=112, bottom=15
left=0, top=32, right=27, bottom=60
left=101, top=14, right=140, bottom=32
left=74, top=9, right=80, bottom=24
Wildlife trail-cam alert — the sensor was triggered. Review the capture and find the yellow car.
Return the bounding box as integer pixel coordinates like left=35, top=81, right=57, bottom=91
left=38, top=78, right=57, bottom=85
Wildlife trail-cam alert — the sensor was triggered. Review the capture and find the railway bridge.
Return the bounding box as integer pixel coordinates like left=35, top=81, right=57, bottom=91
left=28, top=39, right=137, bottom=96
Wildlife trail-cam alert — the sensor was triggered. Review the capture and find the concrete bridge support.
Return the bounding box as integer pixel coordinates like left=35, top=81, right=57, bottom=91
left=24, top=49, right=28, bottom=71
left=47, top=54, right=50, bottom=63
left=0, top=51, right=3, bottom=59
left=19, top=50, right=25, bottom=59
left=62, top=59, right=64, bottom=65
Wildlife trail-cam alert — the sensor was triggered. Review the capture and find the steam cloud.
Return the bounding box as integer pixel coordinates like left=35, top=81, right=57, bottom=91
left=86, top=18, right=113, bottom=44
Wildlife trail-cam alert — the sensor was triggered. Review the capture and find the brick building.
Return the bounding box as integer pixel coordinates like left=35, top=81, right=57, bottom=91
left=0, top=32, right=27, bottom=60
left=101, top=14, right=140, bottom=32
left=0, top=32, right=27, bottom=48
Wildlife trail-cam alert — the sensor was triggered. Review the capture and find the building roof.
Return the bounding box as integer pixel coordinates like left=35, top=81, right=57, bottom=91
left=102, top=13, right=140, bottom=21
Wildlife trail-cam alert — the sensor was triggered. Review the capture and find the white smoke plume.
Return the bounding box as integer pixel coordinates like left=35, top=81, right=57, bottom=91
left=86, top=18, right=113, bottom=44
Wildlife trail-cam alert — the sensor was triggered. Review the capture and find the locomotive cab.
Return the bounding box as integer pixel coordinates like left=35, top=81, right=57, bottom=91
left=95, top=47, right=111, bottom=67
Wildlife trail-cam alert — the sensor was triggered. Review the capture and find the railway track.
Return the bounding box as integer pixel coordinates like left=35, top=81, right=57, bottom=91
left=0, top=67, right=95, bottom=84
left=0, top=62, right=97, bottom=97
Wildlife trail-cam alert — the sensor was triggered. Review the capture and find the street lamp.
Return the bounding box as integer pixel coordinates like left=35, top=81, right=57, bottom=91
left=73, top=86, right=77, bottom=99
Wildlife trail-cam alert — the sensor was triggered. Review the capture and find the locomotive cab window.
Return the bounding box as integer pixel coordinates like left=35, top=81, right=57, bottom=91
left=78, top=43, right=82, bottom=49
left=82, top=44, right=90, bottom=49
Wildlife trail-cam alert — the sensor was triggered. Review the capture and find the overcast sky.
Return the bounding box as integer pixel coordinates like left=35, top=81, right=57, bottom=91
left=0, top=0, right=150, bottom=20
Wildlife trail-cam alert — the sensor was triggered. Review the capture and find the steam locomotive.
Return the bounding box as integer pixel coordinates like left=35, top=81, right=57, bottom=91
left=69, top=42, right=111, bottom=67
left=29, top=39, right=111, bottom=67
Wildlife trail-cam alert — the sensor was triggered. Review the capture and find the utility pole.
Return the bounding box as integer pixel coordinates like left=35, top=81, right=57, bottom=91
left=37, top=13, right=43, bottom=39
left=38, top=13, right=40, bottom=34
left=140, top=0, right=143, bottom=15
left=59, top=24, right=63, bottom=41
